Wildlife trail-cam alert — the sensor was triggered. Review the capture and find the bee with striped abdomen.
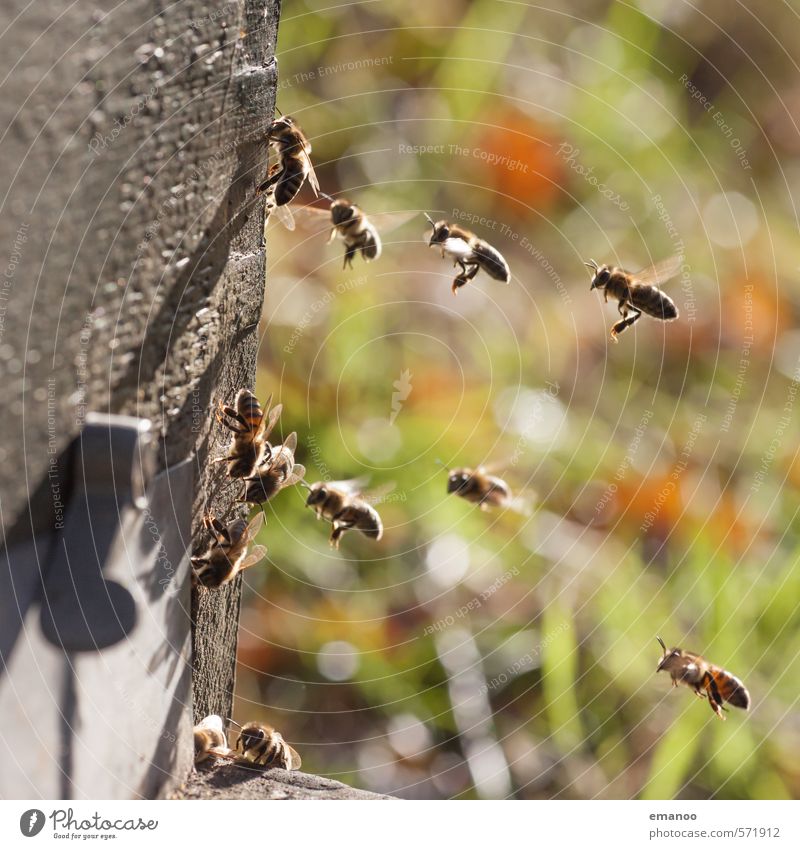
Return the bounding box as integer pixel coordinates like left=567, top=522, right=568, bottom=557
left=236, top=721, right=302, bottom=771
left=190, top=512, right=266, bottom=589
left=656, top=636, right=751, bottom=720
left=241, top=432, right=306, bottom=505
left=585, top=256, right=680, bottom=342
left=258, top=115, right=319, bottom=208
left=304, top=478, right=385, bottom=547
left=193, top=715, right=232, bottom=765
left=214, top=390, right=282, bottom=479
left=425, top=215, right=510, bottom=294
left=442, top=461, right=533, bottom=516
left=327, top=198, right=382, bottom=268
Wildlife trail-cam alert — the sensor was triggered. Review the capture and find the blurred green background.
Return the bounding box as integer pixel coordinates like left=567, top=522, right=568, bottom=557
left=231, top=0, right=800, bottom=799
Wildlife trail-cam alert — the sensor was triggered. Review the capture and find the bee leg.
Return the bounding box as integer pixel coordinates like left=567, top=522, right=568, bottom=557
left=343, top=244, right=357, bottom=269
left=706, top=674, right=728, bottom=711
left=610, top=308, right=642, bottom=342
left=205, top=515, right=230, bottom=545
left=256, top=167, right=281, bottom=195
left=327, top=228, right=337, bottom=244
left=329, top=525, right=343, bottom=548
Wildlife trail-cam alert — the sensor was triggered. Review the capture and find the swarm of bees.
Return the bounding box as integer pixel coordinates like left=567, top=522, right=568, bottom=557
left=193, top=715, right=301, bottom=771
left=186, top=104, right=748, bottom=777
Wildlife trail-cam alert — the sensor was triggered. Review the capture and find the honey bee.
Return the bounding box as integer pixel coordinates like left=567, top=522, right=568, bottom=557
left=585, top=256, right=680, bottom=342
left=425, top=215, right=510, bottom=294
left=656, top=636, right=751, bottom=720
left=236, top=721, right=302, bottom=771
left=190, top=511, right=266, bottom=588
left=326, top=198, right=382, bottom=267
left=258, top=115, right=319, bottom=208
left=442, top=462, right=532, bottom=515
left=214, top=390, right=283, bottom=479
left=241, top=432, right=306, bottom=505
left=304, top=478, right=385, bottom=547
left=193, top=715, right=232, bottom=765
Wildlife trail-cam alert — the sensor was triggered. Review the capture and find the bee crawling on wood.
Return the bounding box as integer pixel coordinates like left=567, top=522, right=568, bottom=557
left=214, top=389, right=282, bottom=479
left=240, top=431, right=306, bottom=505
left=585, top=256, right=680, bottom=343
left=656, top=636, right=751, bottom=720
left=190, top=511, right=267, bottom=589
left=425, top=214, right=510, bottom=294
left=193, top=715, right=234, bottom=765
left=257, top=114, right=319, bottom=229
left=303, top=478, right=386, bottom=548
left=235, top=721, right=302, bottom=771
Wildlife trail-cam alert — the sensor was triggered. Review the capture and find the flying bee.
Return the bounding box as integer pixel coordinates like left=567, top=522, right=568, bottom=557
left=258, top=115, right=319, bottom=218
left=656, top=636, right=751, bottom=720
left=276, top=194, right=415, bottom=265
left=425, top=214, right=510, bottom=294
left=304, top=478, right=386, bottom=548
left=214, top=389, right=282, bottom=479
left=327, top=198, right=382, bottom=268
left=585, top=256, right=680, bottom=342
left=193, top=715, right=233, bottom=765
left=235, top=721, right=302, bottom=771
left=190, top=511, right=267, bottom=589
left=441, top=461, right=533, bottom=516
left=241, top=431, right=306, bottom=505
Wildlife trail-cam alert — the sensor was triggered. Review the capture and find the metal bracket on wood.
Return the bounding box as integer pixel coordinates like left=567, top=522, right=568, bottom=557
left=0, top=413, right=195, bottom=799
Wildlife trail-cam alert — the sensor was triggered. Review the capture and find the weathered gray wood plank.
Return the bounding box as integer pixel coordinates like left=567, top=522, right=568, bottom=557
left=0, top=0, right=280, bottom=798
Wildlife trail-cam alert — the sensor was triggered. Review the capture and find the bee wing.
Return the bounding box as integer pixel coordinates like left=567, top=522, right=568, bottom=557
left=244, top=511, right=265, bottom=541
left=476, top=458, right=514, bottom=475
left=259, top=402, right=283, bottom=441
left=361, top=481, right=396, bottom=504
left=285, top=203, right=333, bottom=234
left=284, top=744, right=302, bottom=771
left=239, top=545, right=267, bottom=571
left=367, top=210, right=418, bottom=235
left=632, top=255, right=682, bottom=287
left=196, top=714, right=225, bottom=734
left=283, top=465, right=306, bottom=486
left=303, top=148, right=320, bottom=197
left=272, top=202, right=296, bottom=231
left=281, top=431, right=298, bottom=454
left=328, top=476, right=371, bottom=495
left=507, top=491, right=536, bottom=517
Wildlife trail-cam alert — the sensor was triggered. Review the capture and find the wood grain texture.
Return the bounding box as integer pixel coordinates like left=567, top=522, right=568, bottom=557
left=0, top=0, right=280, bottom=795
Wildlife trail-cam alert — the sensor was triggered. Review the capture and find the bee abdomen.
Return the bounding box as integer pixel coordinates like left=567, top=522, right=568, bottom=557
left=236, top=390, right=264, bottom=428
left=717, top=672, right=751, bottom=709
left=472, top=242, right=510, bottom=282
left=633, top=286, right=678, bottom=320
left=274, top=163, right=306, bottom=206
left=360, top=228, right=381, bottom=262
left=243, top=475, right=281, bottom=504
left=193, top=557, right=233, bottom=588
left=227, top=450, right=261, bottom=479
